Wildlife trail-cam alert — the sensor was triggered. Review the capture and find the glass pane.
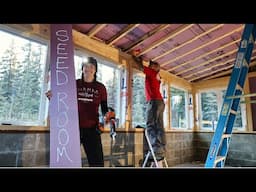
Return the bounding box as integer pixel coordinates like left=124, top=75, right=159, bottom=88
left=132, top=72, right=146, bottom=128
left=221, top=90, right=243, bottom=129
left=161, top=83, right=168, bottom=129
left=98, top=63, right=120, bottom=116
left=171, top=87, right=187, bottom=128
left=0, top=30, right=48, bottom=126
left=200, top=92, right=218, bottom=130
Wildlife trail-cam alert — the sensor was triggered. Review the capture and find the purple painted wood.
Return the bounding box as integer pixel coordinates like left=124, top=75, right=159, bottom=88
left=50, top=24, right=81, bottom=167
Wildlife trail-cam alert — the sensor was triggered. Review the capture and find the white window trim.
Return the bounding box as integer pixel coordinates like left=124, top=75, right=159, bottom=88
left=0, top=25, right=50, bottom=129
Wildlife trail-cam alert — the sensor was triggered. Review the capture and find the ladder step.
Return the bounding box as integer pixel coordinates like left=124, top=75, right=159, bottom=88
left=227, top=93, right=256, bottom=99
left=249, top=34, right=255, bottom=43
left=243, top=59, right=249, bottom=67
left=230, top=109, right=237, bottom=115
left=236, top=84, right=243, bottom=92
left=240, top=100, right=256, bottom=104
left=215, top=156, right=226, bottom=164
left=150, top=157, right=168, bottom=168
left=222, top=134, right=231, bottom=139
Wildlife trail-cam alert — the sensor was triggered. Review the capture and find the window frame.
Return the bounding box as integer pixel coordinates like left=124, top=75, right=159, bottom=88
left=170, top=85, right=189, bottom=130
left=198, top=87, right=247, bottom=131
left=0, top=25, right=50, bottom=131
left=131, top=69, right=147, bottom=128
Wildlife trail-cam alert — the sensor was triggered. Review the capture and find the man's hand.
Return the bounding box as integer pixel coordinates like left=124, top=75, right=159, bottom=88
left=132, top=49, right=143, bottom=63
left=132, top=55, right=143, bottom=63
left=45, top=90, right=52, bottom=100
left=132, top=49, right=141, bottom=56
left=104, top=111, right=115, bottom=124
left=97, top=122, right=104, bottom=134
left=131, top=49, right=144, bottom=71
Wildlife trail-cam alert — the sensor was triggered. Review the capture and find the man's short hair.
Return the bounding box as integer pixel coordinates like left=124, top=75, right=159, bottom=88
left=149, top=60, right=159, bottom=67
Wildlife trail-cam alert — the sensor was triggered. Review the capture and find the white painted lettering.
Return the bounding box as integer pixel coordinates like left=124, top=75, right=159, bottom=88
left=56, top=70, right=68, bottom=85
left=56, top=30, right=69, bottom=42
left=56, top=56, right=68, bottom=69
left=57, top=147, right=73, bottom=162
left=57, top=92, right=69, bottom=112
left=57, top=43, right=68, bottom=55
left=58, top=128, right=70, bottom=146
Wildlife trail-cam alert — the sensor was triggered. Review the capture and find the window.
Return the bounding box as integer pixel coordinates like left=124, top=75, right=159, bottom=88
left=161, top=82, right=169, bottom=129
left=199, top=89, right=246, bottom=131
left=200, top=91, right=218, bottom=130
left=0, top=28, right=48, bottom=126
left=132, top=70, right=146, bottom=128
left=221, top=90, right=245, bottom=130
left=98, top=63, right=121, bottom=119
left=170, top=86, right=188, bottom=129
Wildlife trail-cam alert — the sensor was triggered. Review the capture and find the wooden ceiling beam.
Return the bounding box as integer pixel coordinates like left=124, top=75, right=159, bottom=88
left=168, top=39, right=241, bottom=71
left=177, top=49, right=238, bottom=76
left=189, top=54, right=256, bottom=82
left=123, top=24, right=170, bottom=52
left=137, top=24, right=194, bottom=56
left=187, top=57, right=236, bottom=80
left=201, top=68, right=236, bottom=81
left=152, top=24, right=224, bottom=61
left=88, top=24, right=107, bottom=37
left=107, top=24, right=140, bottom=45
left=163, top=25, right=244, bottom=68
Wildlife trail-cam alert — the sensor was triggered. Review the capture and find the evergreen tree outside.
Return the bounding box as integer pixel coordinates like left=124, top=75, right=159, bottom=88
left=221, top=90, right=243, bottom=129
left=200, top=89, right=244, bottom=130
left=132, top=72, right=146, bottom=128
left=0, top=30, right=47, bottom=125
left=200, top=91, right=218, bottom=129
left=171, top=87, right=187, bottom=128
left=99, top=64, right=120, bottom=118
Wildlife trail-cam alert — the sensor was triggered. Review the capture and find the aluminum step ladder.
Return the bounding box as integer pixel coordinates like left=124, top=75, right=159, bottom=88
left=205, top=24, right=256, bottom=168
left=136, top=125, right=168, bottom=168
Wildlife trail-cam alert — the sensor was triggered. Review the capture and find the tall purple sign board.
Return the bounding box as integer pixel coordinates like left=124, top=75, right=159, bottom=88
left=50, top=24, right=81, bottom=167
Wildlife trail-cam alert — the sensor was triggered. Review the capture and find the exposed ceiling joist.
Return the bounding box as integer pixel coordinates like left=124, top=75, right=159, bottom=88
left=165, top=25, right=244, bottom=69
left=203, top=68, right=237, bottom=81
left=123, top=24, right=170, bottom=52
left=137, top=24, right=194, bottom=56
left=72, top=24, right=256, bottom=83
left=107, top=24, right=140, bottom=45
left=88, top=24, right=107, bottom=37
left=190, top=53, right=256, bottom=82
left=169, top=39, right=241, bottom=71
left=178, top=49, right=238, bottom=76
left=152, top=24, right=224, bottom=61
left=187, top=57, right=237, bottom=81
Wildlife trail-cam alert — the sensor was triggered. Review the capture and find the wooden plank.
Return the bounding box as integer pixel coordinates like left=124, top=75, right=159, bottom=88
left=227, top=93, right=256, bottom=99
left=168, top=39, right=241, bottom=71
left=124, top=24, right=170, bottom=52
left=107, top=24, right=140, bottom=45
left=187, top=53, right=256, bottom=81
left=163, top=25, right=244, bottom=68
left=88, top=24, right=107, bottom=37
left=153, top=24, right=224, bottom=61
left=177, top=48, right=238, bottom=76
left=137, top=24, right=194, bottom=56
left=50, top=24, right=81, bottom=167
